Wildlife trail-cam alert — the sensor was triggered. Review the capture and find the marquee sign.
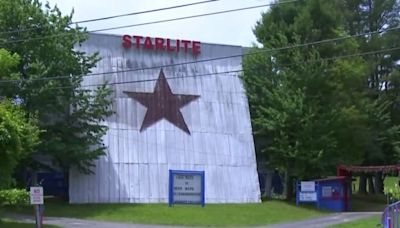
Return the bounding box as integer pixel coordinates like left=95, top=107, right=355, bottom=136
left=169, top=170, right=205, bottom=207
left=122, top=35, right=201, bottom=55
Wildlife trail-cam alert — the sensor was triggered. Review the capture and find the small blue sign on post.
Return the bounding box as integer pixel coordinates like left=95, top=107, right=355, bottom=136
left=296, top=181, right=319, bottom=208
left=169, top=170, right=205, bottom=207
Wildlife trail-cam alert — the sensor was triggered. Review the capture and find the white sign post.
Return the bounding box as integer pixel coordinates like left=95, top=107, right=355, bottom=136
left=299, top=192, right=317, bottom=201
left=30, top=187, right=44, bottom=205
left=298, top=181, right=317, bottom=204
left=300, top=181, right=315, bottom=192
left=30, top=186, right=43, bottom=228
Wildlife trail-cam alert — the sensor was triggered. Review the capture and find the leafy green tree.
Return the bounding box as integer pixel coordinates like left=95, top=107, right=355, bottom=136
left=0, top=99, right=40, bottom=188
left=243, top=0, right=399, bottom=198
left=0, top=0, right=113, bottom=174
left=0, top=48, right=40, bottom=188
left=338, top=0, right=400, bottom=194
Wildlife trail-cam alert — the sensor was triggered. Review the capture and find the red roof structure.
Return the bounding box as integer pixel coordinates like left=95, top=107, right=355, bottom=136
left=337, top=165, right=400, bottom=175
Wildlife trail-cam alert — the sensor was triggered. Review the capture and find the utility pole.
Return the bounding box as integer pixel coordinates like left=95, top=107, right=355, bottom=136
left=31, top=171, right=43, bottom=228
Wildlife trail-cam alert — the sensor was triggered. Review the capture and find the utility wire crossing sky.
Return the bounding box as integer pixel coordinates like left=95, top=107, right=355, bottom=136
left=40, top=0, right=272, bottom=46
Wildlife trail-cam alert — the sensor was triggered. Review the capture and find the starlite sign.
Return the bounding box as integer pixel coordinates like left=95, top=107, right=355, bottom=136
left=122, top=35, right=201, bottom=56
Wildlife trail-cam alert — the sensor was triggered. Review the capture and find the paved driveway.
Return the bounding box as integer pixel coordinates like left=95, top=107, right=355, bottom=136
left=266, top=212, right=381, bottom=228
left=5, top=212, right=382, bottom=228
left=5, top=213, right=181, bottom=228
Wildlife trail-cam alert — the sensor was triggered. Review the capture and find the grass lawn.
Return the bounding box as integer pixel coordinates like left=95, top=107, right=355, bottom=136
left=328, top=215, right=381, bottom=228
left=5, top=200, right=327, bottom=226
left=2, top=176, right=394, bottom=226
left=349, top=176, right=397, bottom=212
left=351, top=194, right=387, bottom=212
left=0, top=219, right=60, bottom=228
left=0, top=208, right=60, bottom=228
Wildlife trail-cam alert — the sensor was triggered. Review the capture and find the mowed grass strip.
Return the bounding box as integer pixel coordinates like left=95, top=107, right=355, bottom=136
left=328, top=215, right=381, bottom=228
left=0, top=207, right=59, bottom=228
left=7, top=200, right=326, bottom=226
left=0, top=219, right=61, bottom=228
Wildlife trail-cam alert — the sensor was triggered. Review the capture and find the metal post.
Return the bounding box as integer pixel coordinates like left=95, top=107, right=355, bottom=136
left=295, top=181, right=299, bottom=206
left=35, top=205, right=41, bottom=228
left=32, top=171, right=42, bottom=228
left=391, top=209, right=394, bottom=228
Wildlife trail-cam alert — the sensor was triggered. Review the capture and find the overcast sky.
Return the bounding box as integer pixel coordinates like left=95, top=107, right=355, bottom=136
left=40, top=0, right=270, bottom=47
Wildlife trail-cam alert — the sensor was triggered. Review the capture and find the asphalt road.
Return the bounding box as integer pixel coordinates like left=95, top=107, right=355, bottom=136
left=266, top=212, right=381, bottom=228
left=4, top=212, right=382, bottom=228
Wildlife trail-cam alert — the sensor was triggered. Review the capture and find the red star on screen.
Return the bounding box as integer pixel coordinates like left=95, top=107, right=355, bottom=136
left=124, top=69, right=200, bottom=134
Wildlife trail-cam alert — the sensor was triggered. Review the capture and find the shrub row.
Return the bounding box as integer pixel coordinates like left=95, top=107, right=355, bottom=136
left=0, top=189, right=29, bottom=206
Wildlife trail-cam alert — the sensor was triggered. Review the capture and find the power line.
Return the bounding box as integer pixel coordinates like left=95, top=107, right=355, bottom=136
left=77, top=47, right=400, bottom=87
left=0, top=26, right=399, bottom=85
left=271, top=46, right=400, bottom=69
left=91, top=0, right=297, bottom=33
left=9, top=46, right=400, bottom=92
left=76, top=0, right=219, bottom=24
left=0, top=0, right=219, bottom=36
left=0, top=0, right=300, bottom=45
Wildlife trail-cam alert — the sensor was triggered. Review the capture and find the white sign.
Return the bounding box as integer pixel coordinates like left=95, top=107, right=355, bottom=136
left=299, top=192, right=317, bottom=202
left=322, top=186, right=332, bottom=198
left=173, top=174, right=202, bottom=204
left=30, top=187, right=43, bottom=205
left=301, top=181, right=315, bottom=192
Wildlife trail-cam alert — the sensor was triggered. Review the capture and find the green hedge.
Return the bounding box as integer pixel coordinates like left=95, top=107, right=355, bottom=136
left=0, top=189, right=29, bottom=206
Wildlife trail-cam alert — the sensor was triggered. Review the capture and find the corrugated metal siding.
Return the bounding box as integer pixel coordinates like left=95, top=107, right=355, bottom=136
left=69, top=33, right=260, bottom=203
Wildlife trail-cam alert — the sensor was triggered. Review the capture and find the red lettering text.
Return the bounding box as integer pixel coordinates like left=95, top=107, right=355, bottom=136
left=166, top=39, right=175, bottom=52
left=155, top=38, right=165, bottom=50
left=122, top=35, right=132, bottom=48
left=133, top=36, right=143, bottom=49
left=144, top=37, right=153, bottom=49
left=176, top=40, right=180, bottom=52
left=192, top=41, right=201, bottom=55
left=121, top=35, right=201, bottom=56
left=181, top=40, right=191, bottom=53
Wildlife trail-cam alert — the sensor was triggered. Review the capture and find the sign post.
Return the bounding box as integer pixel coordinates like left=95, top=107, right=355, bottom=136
left=169, top=170, right=205, bottom=207
left=30, top=186, right=44, bottom=228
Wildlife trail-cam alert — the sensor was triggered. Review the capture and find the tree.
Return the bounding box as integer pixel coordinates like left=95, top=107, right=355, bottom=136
left=243, top=0, right=399, bottom=198
left=0, top=100, right=40, bottom=188
left=0, top=49, right=40, bottom=189
left=0, top=0, right=113, bottom=174
left=338, top=0, right=400, bottom=194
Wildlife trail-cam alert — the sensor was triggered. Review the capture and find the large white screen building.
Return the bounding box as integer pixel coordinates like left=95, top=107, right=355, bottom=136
left=69, top=33, right=261, bottom=203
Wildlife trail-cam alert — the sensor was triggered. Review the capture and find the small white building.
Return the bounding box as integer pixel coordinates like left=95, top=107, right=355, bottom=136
left=69, top=33, right=260, bottom=203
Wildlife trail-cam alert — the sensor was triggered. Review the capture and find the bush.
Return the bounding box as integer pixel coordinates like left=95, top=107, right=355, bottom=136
left=0, top=189, right=29, bottom=206
left=384, top=183, right=400, bottom=203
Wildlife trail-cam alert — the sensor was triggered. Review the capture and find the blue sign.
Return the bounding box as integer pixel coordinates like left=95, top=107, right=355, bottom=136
left=298, top=181, right=317, bottom=202
left=296, top=181, right=319, bottom=208
left=169, top=170, right=205, bottom=207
